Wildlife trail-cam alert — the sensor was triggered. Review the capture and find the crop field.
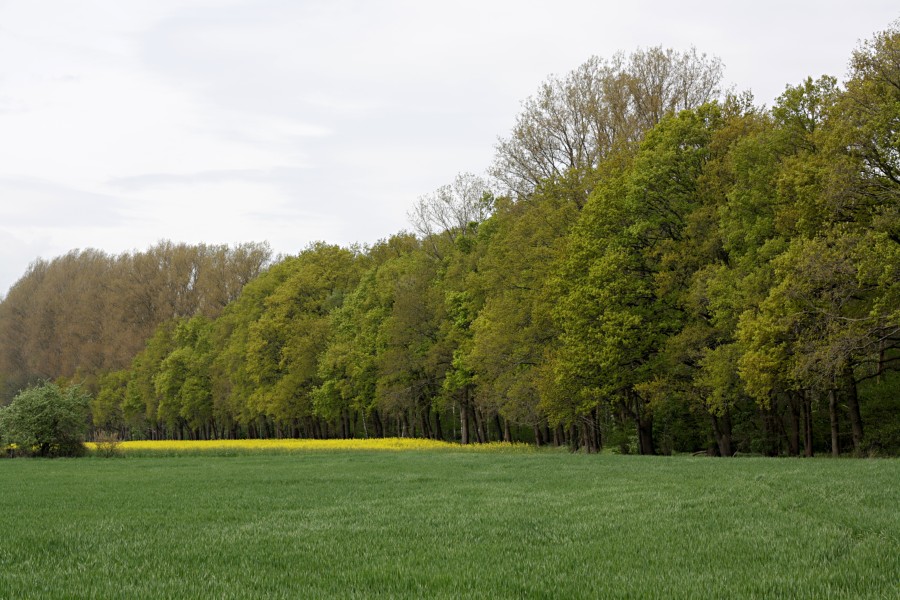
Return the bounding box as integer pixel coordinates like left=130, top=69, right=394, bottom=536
left=84, top=437, right=534, bottom=456
left=0, top=448, right=897, bottom=599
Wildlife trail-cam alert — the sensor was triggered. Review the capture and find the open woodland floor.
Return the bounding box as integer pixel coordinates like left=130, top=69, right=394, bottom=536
left=0, top=449, right=897, bottom=599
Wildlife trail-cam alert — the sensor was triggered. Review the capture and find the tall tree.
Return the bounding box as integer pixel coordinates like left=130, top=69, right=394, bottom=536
left=409, top=172, right=494, bottom=259
left=738, top=26, right=900, bottom=454
left=553, top=105, right=726, bottom=454
left=243, top=244, right=361, bottom=435
left=492, top=47, right=723, bottom=196
left=467, top=175, right=584, bottom=446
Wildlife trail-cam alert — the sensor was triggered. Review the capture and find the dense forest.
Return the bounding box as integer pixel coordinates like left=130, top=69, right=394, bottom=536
left=1, top=24, right=898, bottom=456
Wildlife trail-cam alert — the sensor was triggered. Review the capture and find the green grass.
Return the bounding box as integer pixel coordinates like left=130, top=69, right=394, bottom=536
left=0, top=453, right=897, bottom=599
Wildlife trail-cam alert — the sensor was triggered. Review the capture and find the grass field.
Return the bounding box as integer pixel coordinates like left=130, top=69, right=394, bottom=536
left=0, top=450, right=897, bottom=599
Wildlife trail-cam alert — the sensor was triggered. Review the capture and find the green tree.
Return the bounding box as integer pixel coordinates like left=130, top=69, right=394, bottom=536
left=153, top=316, right=215, bottom=438
left=92, top=369, right=130, bottom=434
left=737, top=28, right=900, bottom=454
left=312, top=270, right=384, bottom=437
left=122, top=320, right=177, bottom=438
left=243, top=244, right=362, bottom=435
left=467, top=177, right=582, bottom=446
left=373, top=249, right=447, bottom=438
left=0, top=382, right=90, bottom=457
left=553, top=105, right=726, bottom=454
left=209, top=253, right=306, bottom=435
left=314, top=235, right=420, bottom=438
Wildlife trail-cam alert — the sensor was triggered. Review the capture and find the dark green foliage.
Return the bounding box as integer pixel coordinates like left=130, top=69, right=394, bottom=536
left=859, top=371, right=900, bottom=455
left=0, top=381, right=90, bottom=457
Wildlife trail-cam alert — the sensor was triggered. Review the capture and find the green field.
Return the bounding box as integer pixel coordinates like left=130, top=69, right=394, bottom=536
left=0, top=452, right=897, bottom=599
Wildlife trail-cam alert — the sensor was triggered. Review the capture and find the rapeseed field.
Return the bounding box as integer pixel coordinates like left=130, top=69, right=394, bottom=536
left=85, top=437, right=534, bottom=456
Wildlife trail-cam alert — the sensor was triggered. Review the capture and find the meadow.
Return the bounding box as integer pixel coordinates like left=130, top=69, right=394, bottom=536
left=0, top=447, right=897, bottom=599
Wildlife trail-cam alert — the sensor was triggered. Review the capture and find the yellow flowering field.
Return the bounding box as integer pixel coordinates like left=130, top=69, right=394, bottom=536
left=85, top=437, right=534, bottom=456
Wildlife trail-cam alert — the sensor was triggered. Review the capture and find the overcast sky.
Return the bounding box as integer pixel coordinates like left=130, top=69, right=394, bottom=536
left=1, top=1, right=897, bottom=297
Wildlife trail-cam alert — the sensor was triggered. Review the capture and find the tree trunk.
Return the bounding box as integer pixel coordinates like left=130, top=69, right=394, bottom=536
left=761, top=403, right=782, bottom=457
left=533, top=423, right=543, bottom=447
left=636, top=413, right=655, bottom=455
left=581, top=417, right=599, bottom=454
left=401, top=411, right=410, bottom=438
left=788, top=394, right=801, bottom=457
left=630, top=393, right=655, bottom=455
left=473, top=408, right=486, bottom=443
left=829, top=388, right=840, bottom=457
left=564, top=423, right=575, bottom=451
left=802, top=391, right=813, bottom=458
left=844, top=366, right=864, bottom=453
left=419, top=407, right=432, bottom=439
left=373, top=410, right=384, bottom=438
left=710, top=411, right=733, bottom=457
left=434, top=412, right=443, bottom=441
left=613, top=402, right=627, bottom=454
left=459, top=397, right=470, bottom=445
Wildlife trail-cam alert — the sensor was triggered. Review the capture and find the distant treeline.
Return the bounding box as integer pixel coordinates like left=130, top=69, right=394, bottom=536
left=0, top=242, right=271, bottom=397
left=1, top=24, right=898, bottom=455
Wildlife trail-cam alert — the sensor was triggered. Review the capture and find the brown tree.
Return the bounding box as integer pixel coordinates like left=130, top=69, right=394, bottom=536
left=492, top=47, right=723, bottom=197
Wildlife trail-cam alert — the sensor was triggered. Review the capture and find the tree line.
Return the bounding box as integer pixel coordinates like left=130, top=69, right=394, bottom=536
left=0, top=242, right=272, bottom=400
left=1, top=25, right=898, bottom=455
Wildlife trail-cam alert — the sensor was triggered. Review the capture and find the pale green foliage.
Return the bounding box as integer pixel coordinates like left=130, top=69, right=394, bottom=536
left=211, top=254, right=302, bottom=426
left=92, top=369, right=129, bottom=431
left=695, top=344, right=744, bottom=416
left=314, top=269, right=384, bottom=422
left=468, top=186, right=579, bottom=426
left=374, top=249, right=446, bottom=416
left=244, top=244, right=362, bottom=426
left=735, top=29, right=900, bottom=404
left=0, top=381, right=90, bottom=457
left=313, top=235, right=421, bottom=422
left=154, top=316, right=214, bottom=431
left=121, top=320, right=177, bottom=430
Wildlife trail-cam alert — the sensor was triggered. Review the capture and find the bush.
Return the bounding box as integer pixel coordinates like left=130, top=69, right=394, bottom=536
left=92, top=430, right=123, bottom=458
left=0, top=382, right=90, bottom=457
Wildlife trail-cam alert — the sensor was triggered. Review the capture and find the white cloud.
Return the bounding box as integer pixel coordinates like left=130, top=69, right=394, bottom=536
left=0, top=177, right=129, bottom=228
left=0, top=0, right=898, bottom=296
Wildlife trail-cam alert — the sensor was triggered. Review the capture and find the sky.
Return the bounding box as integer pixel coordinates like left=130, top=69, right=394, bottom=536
left=1, top=0, right=898, bottom=297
